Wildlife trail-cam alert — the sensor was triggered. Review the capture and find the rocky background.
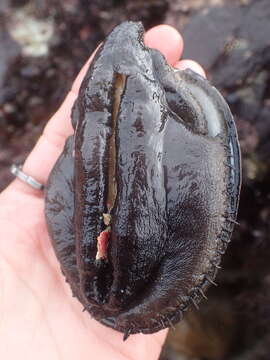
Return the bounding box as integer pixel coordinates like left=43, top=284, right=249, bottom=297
left=0, top=0, right=270, bottom=359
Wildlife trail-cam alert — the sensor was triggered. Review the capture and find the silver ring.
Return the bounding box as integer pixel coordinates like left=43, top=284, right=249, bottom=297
left=10, top=164, right=44, bottom=191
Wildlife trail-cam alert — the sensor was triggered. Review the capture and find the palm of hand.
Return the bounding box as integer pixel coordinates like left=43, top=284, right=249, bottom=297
left=0, top=25, right=205, bottom=359
left=0, top=185, right=164, bottom=359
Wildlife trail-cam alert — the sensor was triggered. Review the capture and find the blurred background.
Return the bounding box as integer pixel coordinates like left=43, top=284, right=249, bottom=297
left=0, top=0, right=270, bottom=359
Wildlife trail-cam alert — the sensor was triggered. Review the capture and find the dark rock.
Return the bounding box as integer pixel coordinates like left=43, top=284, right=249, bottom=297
left=182, top=5, right=242, bottom=70
left=183, top=0, right=270, bottom=88
left=213, top=0, right=270, bottom=87
left=0, top=28, right=20, bottom=103
left=0, top=0, right=11, bottom=15
left=161, top=299, right=237, bottom=360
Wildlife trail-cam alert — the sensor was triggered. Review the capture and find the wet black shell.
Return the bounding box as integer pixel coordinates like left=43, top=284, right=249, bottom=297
left=45, top=21, right=241, bottom=339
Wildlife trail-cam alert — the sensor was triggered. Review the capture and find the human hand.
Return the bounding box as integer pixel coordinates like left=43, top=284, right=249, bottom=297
left=0, top=25, right=205, bottom=360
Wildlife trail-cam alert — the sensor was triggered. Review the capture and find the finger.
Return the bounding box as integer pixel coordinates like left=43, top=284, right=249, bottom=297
left=144, top=24, right=183, bottom=65
left=175, top=59, right=206, bottom=78
left=10, top=91, right=76, bottom=194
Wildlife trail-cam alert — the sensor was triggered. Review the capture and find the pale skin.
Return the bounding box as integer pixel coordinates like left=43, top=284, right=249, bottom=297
left=0, top=25, right=205, bottom=360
